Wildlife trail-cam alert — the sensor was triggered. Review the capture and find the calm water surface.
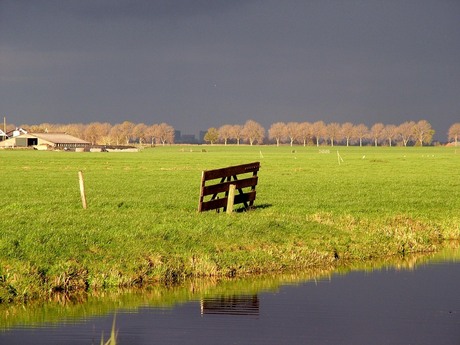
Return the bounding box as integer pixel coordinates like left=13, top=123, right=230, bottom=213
left=1, top=251, right=459, bottom=344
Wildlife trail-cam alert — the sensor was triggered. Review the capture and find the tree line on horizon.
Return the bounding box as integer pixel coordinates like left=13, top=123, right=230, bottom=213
left=206, top=120, right=460, bottom=147
left=3, top=121, right=175, bottom=146
left=3, top=119, right=460, bottom=147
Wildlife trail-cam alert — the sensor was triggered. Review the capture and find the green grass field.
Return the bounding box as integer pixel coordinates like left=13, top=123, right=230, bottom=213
left=0, top=145, right=459, bottom=303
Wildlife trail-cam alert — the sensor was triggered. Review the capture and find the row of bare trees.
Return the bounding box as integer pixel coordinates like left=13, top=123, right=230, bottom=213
left=268, top=120, right=437, bottom=147
left=5, top=119, right=460, bottom=146
left=204, top=120, right=265, bottom=146
left=8, top=121, right=175, bottom=146
left=207, top=120, right=460, bottom=146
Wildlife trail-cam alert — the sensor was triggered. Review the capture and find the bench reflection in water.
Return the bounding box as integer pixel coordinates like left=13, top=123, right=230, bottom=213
left=200, top=295, right=259, bottom=317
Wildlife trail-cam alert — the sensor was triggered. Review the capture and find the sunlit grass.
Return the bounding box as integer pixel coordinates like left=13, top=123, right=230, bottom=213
left=0, top=145, right=459, bottom=303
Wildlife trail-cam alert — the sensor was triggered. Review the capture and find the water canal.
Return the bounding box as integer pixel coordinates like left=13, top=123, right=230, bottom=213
left=1, top=247, right=459, bottom=344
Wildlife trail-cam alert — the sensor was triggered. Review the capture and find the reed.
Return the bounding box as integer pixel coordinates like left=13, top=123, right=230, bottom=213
left=100, top=316, right=117, bottom=345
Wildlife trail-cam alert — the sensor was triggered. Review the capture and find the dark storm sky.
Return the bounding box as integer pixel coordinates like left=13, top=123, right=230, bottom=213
left=1, top=0, right=459, bottom=139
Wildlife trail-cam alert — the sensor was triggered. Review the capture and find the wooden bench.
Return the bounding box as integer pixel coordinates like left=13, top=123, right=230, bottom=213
left=198, top=162, right=260, bottom=212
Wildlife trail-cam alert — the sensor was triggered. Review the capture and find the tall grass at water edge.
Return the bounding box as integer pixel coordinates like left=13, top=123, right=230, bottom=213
left=0, top=146, right=459, bottom=303
left=100, top=316, right=117, bottom=345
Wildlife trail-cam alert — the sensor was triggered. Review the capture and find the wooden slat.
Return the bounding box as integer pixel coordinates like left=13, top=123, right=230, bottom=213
left=202, top=176, right=258, bottom=197
left=200, top=198, right=228, bottom=212
left=202, top=162, right=260, bottom=181
left=200, top=191, right=256, bottom=212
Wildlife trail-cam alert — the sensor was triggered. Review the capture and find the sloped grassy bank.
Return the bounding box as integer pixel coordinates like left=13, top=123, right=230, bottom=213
left=3, top=246, right=459, bottom=330
left=0, top=146, right=459, bottom=304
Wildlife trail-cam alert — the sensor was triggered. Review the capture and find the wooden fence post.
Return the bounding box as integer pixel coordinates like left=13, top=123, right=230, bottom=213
left=78, top=171, right=87, bottom=209
left=226, top=184, right=236, bottom=214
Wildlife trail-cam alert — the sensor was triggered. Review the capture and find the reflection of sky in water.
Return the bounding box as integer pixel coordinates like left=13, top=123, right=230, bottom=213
left=2, top=261, right=460, bottom=345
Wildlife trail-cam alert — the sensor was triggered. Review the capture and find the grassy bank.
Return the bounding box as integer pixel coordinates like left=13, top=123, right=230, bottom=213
left=0, top=146, right=459, bottom=303
left=2, top=245, right=459, bottom=330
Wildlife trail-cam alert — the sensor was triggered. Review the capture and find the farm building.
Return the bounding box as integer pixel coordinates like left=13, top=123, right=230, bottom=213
left=0, top=129, right=7, bottom=141
left=0, top=132, right=90, bottom=150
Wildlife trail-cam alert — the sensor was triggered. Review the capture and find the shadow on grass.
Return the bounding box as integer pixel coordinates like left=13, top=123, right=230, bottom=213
left=235, top=203, right=273, bottom=212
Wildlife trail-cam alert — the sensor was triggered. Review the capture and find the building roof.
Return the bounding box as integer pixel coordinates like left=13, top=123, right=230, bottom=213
left=6, top=128, right=27, bottom=137
left=0, top=132, right=90, bottom=148
left=31, top=132, right=90, bottom=144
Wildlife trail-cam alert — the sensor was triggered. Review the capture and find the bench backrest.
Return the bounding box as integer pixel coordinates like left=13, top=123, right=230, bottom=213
left=198, top=162, right=260, bottom=212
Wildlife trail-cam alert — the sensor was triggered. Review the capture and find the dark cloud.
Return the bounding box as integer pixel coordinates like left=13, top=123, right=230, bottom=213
left=1, top=0, right=459, bottom=139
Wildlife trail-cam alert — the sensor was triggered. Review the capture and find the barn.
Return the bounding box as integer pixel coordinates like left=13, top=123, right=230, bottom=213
left=0, top=132, right=90, bottom=150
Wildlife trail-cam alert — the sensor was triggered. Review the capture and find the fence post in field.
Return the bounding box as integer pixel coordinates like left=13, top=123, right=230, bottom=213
left=78, top=171, right=87, bottom=209
left=226, top=184, right=236, bottom=214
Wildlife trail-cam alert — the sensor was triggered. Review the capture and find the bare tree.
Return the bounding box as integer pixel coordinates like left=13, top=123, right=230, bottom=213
left=132, top=123, right=148, bottom=144
left=413, top=120, right=435, bottom=146
left=6, top=122, right=17, bottom=133
left=311, top=121, right=325, bottom=147
left=230, top=125, right=244, bottom=145
left=284, top=122, right=299, bottom=146
left=370, top=123, right=385, bottom=147
left=110, top=124, right=123, bottom=145
left=145, top=124, right=159, bottom=145
left=325, top=122, right=341, bottom=147
left=85, top=122, right=111, bottom=145
left=157, top=123, right=175, bottom=145
left=53, top=123, right=69, bottom=133
left=381, top=124, right=397, bottom=147
left=397, top=121, right=415, bottom=146
left=353, top=124, right=369, bottom=147
left=448, top=123, right=460, bottom=146
left=59, top=123, right=85, bottom=138
left=100, top=123, right=112, bottom=142
left=27, top=124, right=47, bottom=132
left=340, top=122, right=354, bottom=147
left=297, top=122, right=311, bottom=146
left=268, top=122, right=287, bottom=146
left=204, top=127, right=219, bottom=144
left=242, top=120, right=265, bottom=145
left=218, top=124, right=233, bottom=145
left=39, top=122, right=59, bottom=133
left=99, top=134, right=113, bottom=145
left=118, top=121, right=135, bottom=144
